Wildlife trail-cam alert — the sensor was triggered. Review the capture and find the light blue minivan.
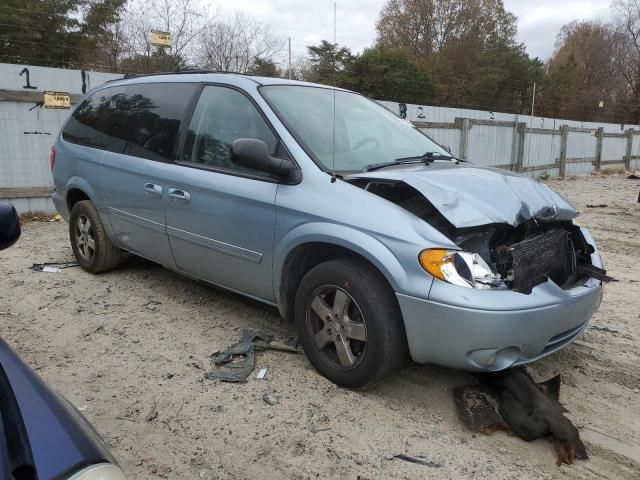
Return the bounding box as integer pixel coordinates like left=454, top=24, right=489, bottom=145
left=51, top=72, right=605, bottom=388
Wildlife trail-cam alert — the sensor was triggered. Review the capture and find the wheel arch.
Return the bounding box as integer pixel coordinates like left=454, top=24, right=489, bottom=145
left=274, top=224, right=409, bottom=321
left=64, top=177, right=97, bottom=211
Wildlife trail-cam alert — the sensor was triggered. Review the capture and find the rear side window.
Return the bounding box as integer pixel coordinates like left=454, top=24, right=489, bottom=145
left=62, top=87, right=122, bottom=148
left=181, top=85, right=277, bottom=175
left=108, top=82, right=197, bottom=161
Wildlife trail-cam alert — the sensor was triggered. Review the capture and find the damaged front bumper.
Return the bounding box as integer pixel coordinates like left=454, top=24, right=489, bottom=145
left=397, top=227, right=604, bottom=371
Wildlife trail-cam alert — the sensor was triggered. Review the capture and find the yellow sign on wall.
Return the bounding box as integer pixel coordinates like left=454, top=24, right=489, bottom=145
left=43, top=91, right=70, bottom=109
left=151, top=30, right=171, bottom=47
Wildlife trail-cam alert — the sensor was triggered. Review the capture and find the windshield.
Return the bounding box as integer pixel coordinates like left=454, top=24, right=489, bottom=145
left=260, top=85, right=452, bottom=172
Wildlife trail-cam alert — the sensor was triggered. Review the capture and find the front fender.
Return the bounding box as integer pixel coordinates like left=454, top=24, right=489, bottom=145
left=274, top=222, right=433, bottom=299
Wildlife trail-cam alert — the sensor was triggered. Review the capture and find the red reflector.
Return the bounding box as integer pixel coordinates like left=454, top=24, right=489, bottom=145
left=50, top=145, right=56, bottom=170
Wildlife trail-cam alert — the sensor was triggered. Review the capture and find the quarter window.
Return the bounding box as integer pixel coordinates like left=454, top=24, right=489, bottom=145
left=62, top=87, right=121, bottom=148
left=109, top=82, right=197, bottom=161
left=182, top=86, right=277, bottom=175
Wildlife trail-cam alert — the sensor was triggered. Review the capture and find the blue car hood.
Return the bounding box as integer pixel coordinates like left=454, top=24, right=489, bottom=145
left=0, top=338, right=114, bottom=479
left=351, top=163, right=578, bottom=228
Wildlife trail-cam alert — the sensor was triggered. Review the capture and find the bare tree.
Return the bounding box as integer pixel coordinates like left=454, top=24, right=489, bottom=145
left=119, top=0, right=210, bottom=72
left=611, top=0, right=640, bottom=120
left=612, top=1, right=640, bottom=93
left=196, top=12, right=284, bottom=72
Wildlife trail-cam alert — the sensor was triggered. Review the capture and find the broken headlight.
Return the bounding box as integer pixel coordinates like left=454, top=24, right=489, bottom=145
left=419, top=249, right=507, bottom=289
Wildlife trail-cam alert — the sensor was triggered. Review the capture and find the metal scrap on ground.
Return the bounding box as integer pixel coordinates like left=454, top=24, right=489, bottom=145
left=205, top=328, right=302, bottom=383
left=31, top=261, right=79, bottom=272
left=454, top=367, right=588, bottom=466
left=392, top=454, right=442, bottom=468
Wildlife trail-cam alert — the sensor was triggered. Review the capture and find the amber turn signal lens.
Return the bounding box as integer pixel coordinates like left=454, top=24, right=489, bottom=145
left=418, top=249, right=450, bottom=281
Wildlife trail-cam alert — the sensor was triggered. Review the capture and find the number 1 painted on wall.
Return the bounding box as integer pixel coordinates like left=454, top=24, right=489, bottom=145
left=19, top=68, right=37, bottom=89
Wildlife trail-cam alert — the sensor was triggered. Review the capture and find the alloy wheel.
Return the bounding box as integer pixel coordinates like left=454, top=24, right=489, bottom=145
left=75, top=214, right=96, bottom=261
left=305, top=285, right=367, bottom=370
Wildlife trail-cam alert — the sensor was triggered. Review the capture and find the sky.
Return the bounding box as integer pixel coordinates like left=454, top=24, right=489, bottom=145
left=209, top=0, right=613, bottom=62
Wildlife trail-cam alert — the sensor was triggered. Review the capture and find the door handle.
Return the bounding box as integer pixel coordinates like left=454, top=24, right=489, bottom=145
left=144, top=183, right=162, bottom=198
left=168, top=188, right=191, bottom=204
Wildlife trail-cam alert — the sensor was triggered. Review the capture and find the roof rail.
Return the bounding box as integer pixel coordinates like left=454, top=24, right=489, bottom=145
left=111, top=69, right=249, bottom=81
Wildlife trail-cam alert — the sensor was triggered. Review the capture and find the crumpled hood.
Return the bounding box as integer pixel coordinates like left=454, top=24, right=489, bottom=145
left=349, top=163, right=579, bottom=228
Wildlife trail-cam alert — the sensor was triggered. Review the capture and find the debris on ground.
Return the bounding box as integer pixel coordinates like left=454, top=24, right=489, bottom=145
left=256, top=368, right=267, bottom=379
left=19, top=211, right=58, bottom=222
left=627, top=173, right=639, bottom=179
left=145, top=399, right=158, bottom=422
left=589, top=323, right=621, bottom=334
left=392, top=454, right=442, bottom=468
left=454, top=367, right=588, bottom=466
left=205, top=328, right=301, bottom=383
left=262, top=393, right=279, bottom=406
left=31, top=261, right=79, bottom=272
left=586, top=203, right=608, bottom=208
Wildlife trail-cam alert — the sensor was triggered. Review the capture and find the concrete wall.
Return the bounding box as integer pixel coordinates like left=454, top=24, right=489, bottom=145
left=0, top=63, right=121, bottom=214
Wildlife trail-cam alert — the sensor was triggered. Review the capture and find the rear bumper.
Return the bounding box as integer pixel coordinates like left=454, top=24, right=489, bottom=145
left=52, top=188, right=69, bottom=220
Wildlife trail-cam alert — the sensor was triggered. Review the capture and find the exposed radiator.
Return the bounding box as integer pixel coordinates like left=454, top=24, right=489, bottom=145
left=496, top=229, right=575, bottom=294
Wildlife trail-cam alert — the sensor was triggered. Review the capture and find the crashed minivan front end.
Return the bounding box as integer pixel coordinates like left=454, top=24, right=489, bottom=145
left=346, top=164, right=604, bottom=371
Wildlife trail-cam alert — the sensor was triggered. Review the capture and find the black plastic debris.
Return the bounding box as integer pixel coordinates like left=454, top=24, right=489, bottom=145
left=205, top=328, right=301, bottom=383
left=577, top=264, right=616, bottom=283
left=454, top=367, right=588, bottom=466
left=32, top=261, right=79, bottom=272
left=393, top=454, right=442, bottom=468
left=453, top=384, right=507, bottom=434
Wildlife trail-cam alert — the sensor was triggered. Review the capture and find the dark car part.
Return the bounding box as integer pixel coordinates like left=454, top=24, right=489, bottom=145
left=0, top=202, right=20, bottom=251
left=494, top=229, right=575, bottom=294
left=454, top=367, right=588, bottom=466
left=206, top=329, right=301, bottom=383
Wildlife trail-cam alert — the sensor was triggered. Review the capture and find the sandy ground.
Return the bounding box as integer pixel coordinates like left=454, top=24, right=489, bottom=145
left=1, top=174, right=639, bottom=479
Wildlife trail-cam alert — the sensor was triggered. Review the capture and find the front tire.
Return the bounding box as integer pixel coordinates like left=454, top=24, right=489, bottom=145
left=294, top=258, right=407, bottom=389
left=69, top=200, right=121, bottom=273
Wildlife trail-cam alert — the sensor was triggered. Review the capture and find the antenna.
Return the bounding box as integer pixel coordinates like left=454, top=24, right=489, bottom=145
left=331, top=1, right=337, bottom=183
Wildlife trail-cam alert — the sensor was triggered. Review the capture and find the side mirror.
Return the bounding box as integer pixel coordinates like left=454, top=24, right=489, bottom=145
left=231, top=138, right=297, bottom=180
left=0, top=202, right=21, bottom=251
left=443, top=144, right=452, bottom=154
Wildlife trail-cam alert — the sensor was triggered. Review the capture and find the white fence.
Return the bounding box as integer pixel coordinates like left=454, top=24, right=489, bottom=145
left=1, top=63, right=639, bottom=215
left=379, top=101, right=640, bottom=178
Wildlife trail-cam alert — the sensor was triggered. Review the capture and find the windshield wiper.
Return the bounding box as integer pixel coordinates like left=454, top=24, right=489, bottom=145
left=362, top=152, right=454, bottom=172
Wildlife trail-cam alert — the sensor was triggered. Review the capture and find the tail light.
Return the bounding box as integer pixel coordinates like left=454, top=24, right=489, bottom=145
left=50, top=145, right=56, bottom=170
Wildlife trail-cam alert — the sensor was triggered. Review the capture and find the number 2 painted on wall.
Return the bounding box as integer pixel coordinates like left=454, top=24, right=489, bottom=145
left=417, top=106, right=426, bottom=119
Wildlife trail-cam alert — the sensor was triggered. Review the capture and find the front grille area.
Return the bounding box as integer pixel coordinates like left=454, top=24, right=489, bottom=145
left=496, top=229, right=575, bottom=294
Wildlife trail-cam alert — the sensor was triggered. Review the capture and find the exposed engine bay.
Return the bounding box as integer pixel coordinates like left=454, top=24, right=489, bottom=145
left=347, top=178, right=611, bottom=293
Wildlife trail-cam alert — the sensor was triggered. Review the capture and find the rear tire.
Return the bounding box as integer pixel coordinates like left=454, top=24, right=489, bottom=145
left=69, top=200, right=121, bottom=273
left=294, top=258, right=407, bottom=389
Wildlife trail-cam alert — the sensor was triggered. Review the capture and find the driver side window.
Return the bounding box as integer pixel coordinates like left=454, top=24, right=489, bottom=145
left=182, top=86, right=278, bottom=176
